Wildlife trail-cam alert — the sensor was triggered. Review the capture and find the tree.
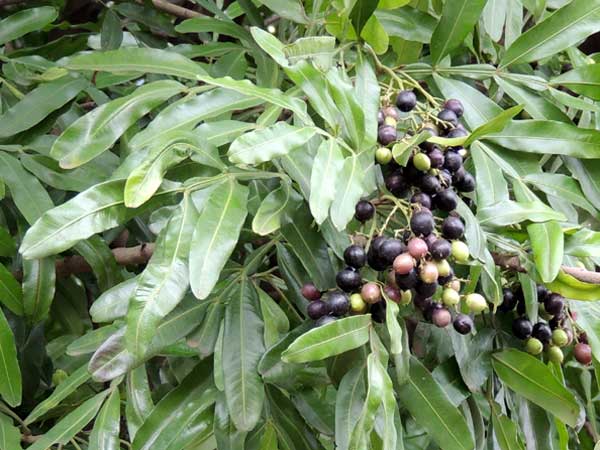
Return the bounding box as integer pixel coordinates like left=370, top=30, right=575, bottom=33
left=1, top=0, right=600, bottom=448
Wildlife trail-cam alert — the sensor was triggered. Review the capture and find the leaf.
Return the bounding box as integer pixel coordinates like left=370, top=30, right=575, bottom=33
left=384, top=299, right=403, bottom=355
left=223, top=279, right=265, bottom=431
left=375, top=8, right=436, bottom=43
left=309, top=139, right=344, bottom=224
left=361, top=15, right=389, bottom=55
left=195, top=120, right=256, bottom=146
left=483, top=0, right=508, bottom=41
left=27, top=390, right=109, bottom=450
left=257, top=286, right=289, bottom=347
left=258, top=0, right=308, bottom=23
left=335, top=366, right=366, bottom=450
left=492, top=349, right=580, bottom=427
left=450, top=328, right=494, bottom=392
left=63, top=47, right=208, bottom=79
left=125, top=366, right=153, bottom=441
left=570, top=302, right=600, bottom=362
left=550, top=64, right=600, bottom=100
left=20, top=179, right=173, bottom=259
left=470, top=142, right=509, bottom=207
left=0, top=77, right=88, bottom=138
left=252, top=180, right=291, bottom=235
left=393, top=130, right=433, bottom=165
left=284, top=36, right=336, bottom=69
left=456, top=198, right=486, bottom=261
left=396, top=357, right=474, bottom=450
left=0, top=228, right=15, bottom=257
left=500, top=0, right=600, bottom=67
left=282, top=315, right=371, bottom=363
left=51, top=80, right=184, bottom=168
left=350, top=0, right=379, bottom=34
left=126, top=196, right=197, bottom=358
left=430, top=0, right=488, bottom=63
left=90, top=276, right=137, bottom=323
left=228, top=122, right=316, bottom=165
left=477, top=200, right=565, bottom=227
left=189, top=179, right=248, bottom=299
left=0, top=413, right=21, bottom=450
left=528, top=220, right=564, bottom=283
left=564, top=229, right=600, bottom=257
left=0, top=309, right=21, bottom=407
left=101, top=9, right=122, bottom=50
left=547, top=269, right=600, bottom=301
left=325, top=68, right=365, bottom=148
left=524, top=173, right=596, bottom=214
left=464, top=105, right=524, bottom=146
left=564, top=157, right=600, bottom=211
left=22, top=257, right=56, bottom=323
left=330, top=154, right=366, bottom=231
left=491, top=402, right=524, bottom=450
left=88, top=388, right=120, bottom=450
left=0, top=7, right=57, bottom=46
left=67, top=325, right=120, bottom=356
left=74, top=236, right=122, bottom=290
left=354, top=55, right=380, bottom=146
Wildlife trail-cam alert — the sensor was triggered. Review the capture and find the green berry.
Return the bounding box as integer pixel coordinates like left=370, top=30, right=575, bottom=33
left=525, top=337, right=544, bottom=355
left=451, top=241, right=470, bottom=263
left=442, top=288, right=460, bottom=306
left=376, top=147, right=393, bottom=164
left=413, top=152, right=431, bottom=171
left=400, top=289, right=412, bottom=305
left=436, top=259, right=451, bottom=277
left=465, top=293, right=488, bottom=313
left=552, top=329, right=569, bottom=347
left=547, top=346, right=564, bottom=364
left=384, top=116, right=397, bottom=127
left=350, top=293, right=367, bottom=314
left=52, top=369, right=68, bottom=386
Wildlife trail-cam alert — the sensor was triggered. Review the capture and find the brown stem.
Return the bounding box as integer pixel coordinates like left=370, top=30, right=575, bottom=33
left=491, top=253, right=526, bottom=273
left=136, top=0, right=201, bottom=19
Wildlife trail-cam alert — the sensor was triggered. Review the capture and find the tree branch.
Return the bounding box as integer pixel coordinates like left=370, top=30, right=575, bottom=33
left=136, top=0, right=201, bottom=19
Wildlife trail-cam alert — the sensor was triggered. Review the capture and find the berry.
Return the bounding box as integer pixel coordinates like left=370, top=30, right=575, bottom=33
left=380, top=239, right=406, bottom=265
left=549, top=314, right=564, bottom=330
left=453, top=314, right=473, bottom=334
left=449, top=279, right=461, bottom=292
left=420, top=262, right=439, bottom=284
left=350, top=293, right=367, bottom=313
left=378, top=125, right=397, bottom=145
left=416, top=280, right=438, bottom=297
left=446, top=128, right=468, bottom=139
left=396, top=269, right=419, bottom=290
left=438, top=269, right=454, bottom=285
left=355, top=200, right=375, bottom=222
left=424, top=302, right=441, bottom=321
left=315, top=315, right=336, bottom=327
left=574, top=343, right=592, bottom=365
left=432, top=307, right=452, bottom=328
left=383, top=106, right=400, bottom=121
left=443, top=151, right=463, bottom=173
left=525, top=338, right=544, bottom=355
left=512, top=317, right=533, bottom=339
left=393, top=253, right=415, bottom=275
left=367, top=237, right=388, bottom=271
left=377, top=110, right=385, bottom=126
left=465, top=293, right=488, bottom=313
left=451, top=241, right=470, bottom=262
left=547, top=346, right=564, bottom=364
left=532, top=322, right=552, bottom=343
left=411, top=192, right=432, bottom=209
left=438, top=109, right=458, bottom=127
left=400, top=289, right=412, bottom=305
left=455, top=172, right=476, bottom=192
left=328, top=291, right=350, bottom=316
left=383, top=285, right=401, bottom=303
left=384, top=116, right=397, bottom=127
left=361, top=282, right=382, bottom=304
left=385, top=172, right=408, bottom=197
left=411, top=210, right=435, bottom=236
left=414, top=295, right=433, bottom=312
left=301, top=283, right=321, bottom=301
left=444, top=99, right=464, bottom=117
left=439, top=169, right=452, bottom=187
left=396, top=90, right=417, bottom=112
left=428, top=148, right=445, bottom=169
left=430, top=239, right=452, bottom=260
left=434, top=189, right=458, bottom=212
left=442, top=288, right=460, bottom=306
left=370, top=301, right=386, bottom=323
left=424, top=234, right=438, bottom=252
left=413, top=152, right=431, bottom=171
left=307, top=300, right=329, bottom=320
left=336, top=268, right=362, bottom=292
left=552, top=329, right=569, bottom=347
left=536, top=285, right=549, bottom=303
left=436, top=259, right=451, bottom=277
left=420, top=174, right=442, bottom=194
left=442, top=216, right=465, bottom=239
left=498, top=288, right=517, bottom=312
left=407, top=237, right=429, bottom=258
left=376, top=147, right=393, bottom=164
left=344, top=245, right=366, bottom=269
left=544, top=293, right=564, bottom=316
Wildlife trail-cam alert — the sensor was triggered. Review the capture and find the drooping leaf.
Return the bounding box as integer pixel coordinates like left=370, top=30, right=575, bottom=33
left=309, top=139, right=344, bottom=224
left=88, top=388, right=120, bottom=450
left=22, top=257, right=56, bottom=323
left=527, top=221, right=564, bottom=283
left=252, top=180, right=292, bottom=235
left=0, top=413, right=21, bottom=450
left=330, top=153, right=366, bottom=231
left=336, top=366, right=366, bottom=450
left=550, top=64, right=600, bottom=100
left=325, top=68, right=365, bottom=148
left=0, top=309, right=21, bottom=407
left=0, top=7, right=57, bottom=46
left=477, top=200, right=565, bottom=227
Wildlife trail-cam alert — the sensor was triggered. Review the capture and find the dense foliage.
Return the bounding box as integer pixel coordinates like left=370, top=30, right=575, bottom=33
left=2, top=0, right=600, bottom=449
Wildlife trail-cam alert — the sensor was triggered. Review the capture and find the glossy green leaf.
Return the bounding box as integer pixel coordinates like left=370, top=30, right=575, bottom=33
left=284, top=36, right=336, bottom=68
left=330, top=154, right=366, bottom=231
left=228, top=122, right=315, bottom=165
left=464, top=105, right=524, bottom=146
left=22, top=256, right=55, bottom=323
left=491, top=402, right=524, bottom=450
left=500, top=0, right=600, bottom=67
left=88, top=388, right=120, bottom=450
left=396, top=357, right=474, bottom=450
left=524, top=173, right=596, bottom=213
left=0, top=413, right=21, bottom=450
left=126, top=196, right=198, bottom=358
left=326, top=68, right=365, bottom=148
left=75, top=235, right=122, bottom=290
left=258, top=0, right=308, bottom=23
left=51, top=80, right=184, bottom=168
left=550, top=64, right=600, bottom=100
left=0, top=309, right=21, bottom=407
left=565, top=229, right=600, bottom=256
left=252, top=180, right=291, bottom=235
left=0, top=262, right=21, bottom=316
left=492, top=349, right=580, bottom=427
left=223, top=279, right=265, bottom=431
left=564, top=157, right=600, bottom=211
left=195, top=120, right=255, bottom=147
left=355, top=55, right=380, bottom=146
left=0, top=228, right=15, bottom=257
left=470, top=142, right=509, bottom=207
left=282, top=315, right=371, bottom=363
left=0, top=7, right=57, bottom=46
left=547, top=269, right=600, bottom=301
left=100, top=9, right=122, bottom=50
left=336, top=366, right=366, bottom=450
left=477, top=200, right=566, bottom=227
left=483, top=0, right=507, bottom=41
left=125, top=366, right=154, bottom=441
left=189, top=179, right=248, bottom=299
left=375, top=8, right=436, bottom=43
left=90, top=276, right=137, bottom=323
left=67, top=325, right=121, bottom=356
left=309, top=139, right=344, bottom=224
left=257, top=285, right=289, bottom=347
left=384, top=299, right=403, bottom=355
left=0, top=77, right=87, bottom=138
left=450, top=328, right=494, bottom=392
left=528, top=220, right=563, bottom=283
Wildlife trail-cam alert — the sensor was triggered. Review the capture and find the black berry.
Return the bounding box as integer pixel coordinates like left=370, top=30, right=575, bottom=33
left=380, top=239, right=406, bottom=265
left=355, top=200, right=375, bottom=222
left=307, top=300, right=329, bottom=320
left=442, top=216, right=465, bottom=239
left=430, top=239, right=451, bottom=260
left=378, top=125, right=397, bottom=145
left=444, top=151, right=463, bottom=173
left=446, top=128, right=468, bottom=139
left=420, top=174, right=441, bottom=194
left=370, top=301, right=386, bottom=323
left=315, top=315, right=336, bottom=327
left=396, top=269, right=419, bottom=290
left=416, top=281, right=438, bottom=297
left=411, top=192, right=432, bottom=209
left=428, top=148, right=445, bottom=168
left=438, top=109, right=458, bottom=127
left=512, top=317, right=533, bottom=339
left=453, top=314, right=473, bottom=334
left=444, top=99, right=464, bottom=117
left=532, top=322, right=552, bottom=343
left=544, top=293, right=564, bottom=316
left=301, top=283, right=321, bottom=301
left=536, top=285, right=548, bottom=303
left=385, top=172, right=408, bottom=197
left=336, top=268, right=362, bottom=292
left=344, top=245, right=366, bottom=269
left=455, top=172, right=476, bottom=192
left=328, top=291, right=350, bottom=316
left=498, top=288, right=517, bottom=312
left=434, top=189, right=458, bottom=211
left=410, top=210, right=435, bottom=236
left=396, top=90, right=417, bottom=112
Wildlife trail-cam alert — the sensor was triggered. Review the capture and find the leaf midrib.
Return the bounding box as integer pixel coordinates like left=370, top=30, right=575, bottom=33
left=432, top=0, right=470, bottom=64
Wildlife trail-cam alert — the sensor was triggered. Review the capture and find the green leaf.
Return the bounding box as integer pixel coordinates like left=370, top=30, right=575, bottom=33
left=0, top=262, right=21, bottom=316
left=0, top=77, right=88, bottom=138
left=375, top=8, right=436, bottom=43
left=257, top=0, right=308, bottom=23
left=493, top=349, right=580, bottom=427
left=0, top=413, right=21, bottom=450
left=88, top=388, right=120, bottom=450
left=456, top=198, right=486, bottom=261
left=483, top=0, right=508, bottom=41
left=223, top=279, right=265, bottom=431
left=361, top=15, right=389, bottom=55
left=491, top=402, right=524, bottom=450
left=195, top=120, right=256, bottom=147
left=51, top=80, right=184, bottom=168
left=524, top=173, right=596, bottom=214
left=477, top=200, right=565, bottom=227
left=550, top=64, right=600, bottom=100
left=27, top=390, right=109, bottom=450
left=330, top=154, right=366, bottom=231
left=547, top=269, right=600, bottom=301
left=326, top=68, right=365, bottom=148
left=284, top=36, right=336, bottom=68
left=470, top=142, right=509, bottom=207
left=90, top=276, right=137, bottom=323
left=63, top=47, right=208, bottom=79
left=0, top=309, right=21, bottom=407
left=528, top=221, right=563, bottom=283
left=228, top=122, right=316, bottom=165
left=350, top=0, right=379, bottom=35
left=125, top=366, right=154, bottom=441
left=308, top=139, right=344, bottom=224
left=335, top=366, right=366, bottom=450
left=564, top=229, right=600, bottom=257
left=0, top=7, right=57, bottom=46
left=126, top=196, right=198, bottom=358
left=0, top=228, right=15, bottom=257
left=282, top=315, right=371, bottom=363
left=396, top=357, right=474, bottom=450
left=570, top=302, right=600, bottom=362
left=67, top=325, right=121, bottom=356
left=252, top=180, right=292, bottom=235
left=564, top=157, right=600, bottom=211
left=354, top=55, right=380, bottom=146
left=450, top=329, right=494, bottom=392
left=20, top=179, right=174, bottom=259
left=257, top=285, right=289, bottom=347
left=75, top=236, right=122, bottom=291
left=101, top=9, right=122, bottom=50
left=500, top=0, right=600, bottom=67
left=392, top=130, right=432, bottom=165
left=384, top=299, right=403, bottom=355
left=464, top=105, right=524, bottom=145
left=131, top=362, right=216, bottom=450
left=189, top=179, right=248, bottom=299
left=22, top=257, right=56, bottom=323
left=429, top=0, right=487, bottom=64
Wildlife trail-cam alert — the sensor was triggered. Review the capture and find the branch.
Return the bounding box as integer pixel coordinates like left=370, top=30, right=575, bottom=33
left=136, top=0, right=201, bottom=19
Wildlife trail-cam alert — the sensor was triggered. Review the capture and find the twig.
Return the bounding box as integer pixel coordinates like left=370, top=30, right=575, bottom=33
left=136, top=0, right=201, bottom=19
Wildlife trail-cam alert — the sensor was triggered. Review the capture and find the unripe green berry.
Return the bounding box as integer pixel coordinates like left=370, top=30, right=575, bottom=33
left=400, top=289, right=412, bottom=305
left=413, top=153, right=431, bottom=171
left=350, top=293, right=367, bottom=314
left=376, top=147, right=393, bottom=164
left=547, top=346, right=564, bottom=364
left=552, top=329, right=569, bottom=347
left=442, top=288, right=460, bottom=306
left=465, top=293, right=488, bottom=313
left=384, top=116, right=397, bottom=127
left=525, top=337, right=544, bottom=355
left=436, top=259, right=451, bottom=277
left=451, top=240, right=470, bottom=263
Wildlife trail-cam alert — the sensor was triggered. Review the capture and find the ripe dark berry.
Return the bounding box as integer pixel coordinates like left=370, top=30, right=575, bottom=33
left=438, top=269, right=454, bottom=285
left=301, top=283, right=321, bottom=301
left=428, top=148, right=445, bottom=168
left=544, top=293, right=564, bottom=316
left=383, top=285, right=401, bottom=303
left=434, top=189, right=458, bottom=211
left=444, top=151, right=463, bottom=173
left=307, top=300, right=329, bottom=320
left=328, top=291, right=350, bottom=316
left=512, top=317, right=533, bottom=339
left=370, top=301, right=386, bottom=323
left=396, top=90, right=417, bottom=112
left=367, top=237, right=388, bottom=271
left=498, top=288, right=517, bottom=312
left=442, top=216, right=465, bottom=239
left=377, top=110, right=385, bottom=125
left=315, top=315, right=336, bottom=327
left=420, top=174, right=441, bottom=194
left=416, top=281, right=438, bottom=297
left=453, top=314, right=473, bottom=334
left=380, top=239, right=406, bottom=265
left=432, top=307, right=452, bottom=328
left=574, top=343, right=592, bottom=365
left=532, top=322, right=552, bottom=343
left=411, top=192, right=432, bottom=209
left=444, top=99, right=464, bottom=117
left=355, top=200, right=375, bottom=222
left=549, top=314, right=564, bottom=330
left=439, top=169, right=452, bottom=187
left=537, top=285, right=549, bottom=303
left=336, top=268, right=362, bottom=292
left=396, top=269, right=418, bottom=290
left=455, top=172, right=476, bottom=192
left=430, top=239, right=451, bottom=260
left=438, top=109, right=458, bottom=127
left=410, top=210, right=434, bottom=236
left=344, top=245, right=366, bottom=269
left=446, top=128, right=468, bottom=139
left=385, top=172, right=408, bottom=197
left=378, top=125, right=397, bottom=145
left=452, top=166, right=466, bottom=185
